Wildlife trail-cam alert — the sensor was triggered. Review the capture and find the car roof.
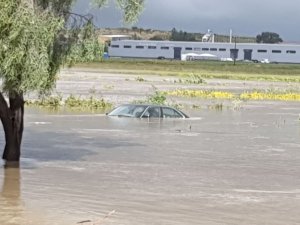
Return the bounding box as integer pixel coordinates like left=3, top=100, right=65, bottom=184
left=120, top=104, right=189, bottom=117
left=120, top=104, right=171, bottom=108
left=111, top=104, right=189, bottom=118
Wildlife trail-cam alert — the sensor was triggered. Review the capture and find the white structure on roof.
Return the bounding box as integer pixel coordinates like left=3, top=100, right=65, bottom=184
left=202, top=29, right=215, bottom=43
left=108, top=39, right=300, bottom=63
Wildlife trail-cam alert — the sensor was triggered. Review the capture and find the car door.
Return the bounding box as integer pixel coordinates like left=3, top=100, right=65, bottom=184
left=142, top=106, right=161, bottom=118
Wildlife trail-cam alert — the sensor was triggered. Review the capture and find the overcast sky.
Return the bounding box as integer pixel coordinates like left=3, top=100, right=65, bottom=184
left=74, top=0, right=300, bottom=42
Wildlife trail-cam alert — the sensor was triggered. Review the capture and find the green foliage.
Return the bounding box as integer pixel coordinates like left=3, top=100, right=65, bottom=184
left=66, top=38, right=104, bottom=64
left=170, top=28, right=196, bottom=41
left=135, top=91, right=185, bottom=109
left=149, top=34, right=169, bottom=41
left=30, top=95, right=63, bottom=107
left=0, top=0, right=144, bottom=161
left=0, top=0, right=144, bottom=96
left=65, top=95, right=112, bottom=109
left=93, top=0, right=144, bottom=24
left=256, top=32, right=283, bottom=44
left=26, top=95, right=112, bottom=110
left=147, top=91, right=167, bottom=105
left=0, top=0, right=63, bottom=94
left=177, top=73, right=206, bottom=84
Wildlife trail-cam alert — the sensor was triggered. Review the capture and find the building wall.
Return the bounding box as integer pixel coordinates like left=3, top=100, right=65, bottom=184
left=108, top=40, right=300, bottom=63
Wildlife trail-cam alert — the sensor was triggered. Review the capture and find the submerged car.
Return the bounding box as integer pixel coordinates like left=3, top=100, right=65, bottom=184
left=107, top=104, right=189, bottom=118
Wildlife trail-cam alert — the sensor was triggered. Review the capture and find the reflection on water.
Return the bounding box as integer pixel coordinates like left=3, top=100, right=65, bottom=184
left=0, top=102, right=300, bottom=225
left=0, top=163, right=23, bottom=225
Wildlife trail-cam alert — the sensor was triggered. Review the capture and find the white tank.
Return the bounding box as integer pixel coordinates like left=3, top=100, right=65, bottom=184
left=202, top=29, right=214, bottom=42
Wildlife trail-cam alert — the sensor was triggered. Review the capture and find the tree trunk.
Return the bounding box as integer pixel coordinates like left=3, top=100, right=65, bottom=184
left=0, top=92, right=24, bottom=162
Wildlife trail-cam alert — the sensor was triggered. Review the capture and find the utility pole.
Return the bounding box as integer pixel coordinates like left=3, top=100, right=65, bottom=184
left=233, top=36, right=237, bottom=66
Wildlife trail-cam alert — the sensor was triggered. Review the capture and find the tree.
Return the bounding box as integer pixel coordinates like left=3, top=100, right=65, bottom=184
left=170, top=28, right=196, bottom=42
left=0, top=0, right=144, bottom=162
left=256, top=32, right=283, bottom=44
left=149, top=34, right=168, bottom=41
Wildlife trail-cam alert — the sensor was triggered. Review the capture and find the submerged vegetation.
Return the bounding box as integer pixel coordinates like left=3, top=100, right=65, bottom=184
left=134, top=90, right=167, bottom=105
left=25, top=95, right=112, bottom=111
left=147, top=91, right=167, bottom=104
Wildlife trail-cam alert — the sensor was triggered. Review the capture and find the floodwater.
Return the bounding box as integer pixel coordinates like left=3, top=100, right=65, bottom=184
left=0, top=101, right=300, bottom=225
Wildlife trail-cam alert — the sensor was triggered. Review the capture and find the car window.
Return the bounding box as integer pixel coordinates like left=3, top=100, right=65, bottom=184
left=132, top=106, right=146, bottom=117
left=143, top=107, right=161, bottom=118
left=108, top=105, right=146, bottom=117
left=108, top=105, right=131, bottom=116
left=162, top=107, right=182, bottom=118
left=108, top=105, right=188, bottom=118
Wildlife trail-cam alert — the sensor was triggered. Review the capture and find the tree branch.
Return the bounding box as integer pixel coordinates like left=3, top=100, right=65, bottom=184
left=63, top=11, right=94, bottom=22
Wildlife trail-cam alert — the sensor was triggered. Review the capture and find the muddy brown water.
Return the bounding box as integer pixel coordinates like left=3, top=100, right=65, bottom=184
left=0, top=101, right=300, bottom=225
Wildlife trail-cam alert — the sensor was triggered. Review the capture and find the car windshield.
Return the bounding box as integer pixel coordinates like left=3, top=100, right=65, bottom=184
left=108, top=105, right=147, bottom=117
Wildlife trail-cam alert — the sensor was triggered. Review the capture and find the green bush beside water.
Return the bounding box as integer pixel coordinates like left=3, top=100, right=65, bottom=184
left=26, top=95, right=112, bottom=111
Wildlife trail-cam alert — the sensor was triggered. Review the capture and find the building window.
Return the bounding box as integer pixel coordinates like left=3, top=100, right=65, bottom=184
left=111, top=45, right=119, bottom=48
left=202, top=48, right=209, bottom=51
left=124, top=45, right=131, bottom=48
left=210, top=48, right=217, bottom=51
left=194, top=47, right=201, bottom=51
left=161, top=46, right=169, bottom=50
left=185, top=47, right=193, bottom=50
left=148, top=46, right=157, bottom=49
left=286, top=50, right=296, bottom=54
left=219, top=48, right=226, bottom=51
left=258, top=49, right=267, bottom=53
left=272, top=50, right=281, bottom=53
left=136, top=46, right=144, bottom=49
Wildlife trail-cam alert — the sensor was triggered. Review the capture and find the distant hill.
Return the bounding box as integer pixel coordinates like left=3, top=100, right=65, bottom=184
left=98, top=27, right=170, bottom=41
left=97, top=27, right=256, bottom=43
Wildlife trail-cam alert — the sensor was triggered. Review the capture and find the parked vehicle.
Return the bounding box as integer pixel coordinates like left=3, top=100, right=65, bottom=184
left=261, top=58, right=270, bottom=63
left=107, top=104, right=189, bottom=118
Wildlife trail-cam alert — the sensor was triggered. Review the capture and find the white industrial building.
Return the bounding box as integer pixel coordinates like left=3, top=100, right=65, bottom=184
left=108, top=36, right=300, bottom=63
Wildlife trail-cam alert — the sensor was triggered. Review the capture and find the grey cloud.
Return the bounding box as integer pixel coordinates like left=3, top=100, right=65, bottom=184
left=74, top=0, right=300, bottom=41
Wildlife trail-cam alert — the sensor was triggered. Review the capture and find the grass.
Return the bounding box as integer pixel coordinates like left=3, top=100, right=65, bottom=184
left=176, top=73, right=206, bottom=84
left=76, top=59, right=300, bottom=82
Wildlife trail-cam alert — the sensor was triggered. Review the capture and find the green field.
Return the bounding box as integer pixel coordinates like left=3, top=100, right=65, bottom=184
left=77, top=59, right=300, bottom=82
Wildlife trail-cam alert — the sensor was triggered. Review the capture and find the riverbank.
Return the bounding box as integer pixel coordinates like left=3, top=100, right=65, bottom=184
left=40, top=67, right=299, bottom=111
